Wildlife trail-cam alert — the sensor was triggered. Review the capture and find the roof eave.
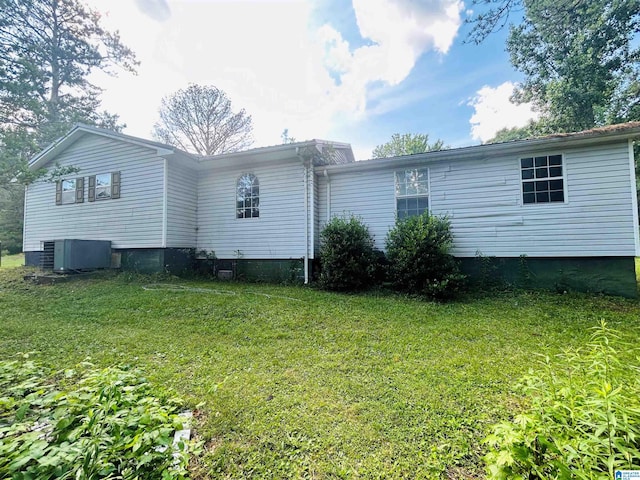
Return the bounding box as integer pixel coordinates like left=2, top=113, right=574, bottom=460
left=318, top=123, right=640, bottom=174
left=197, top=139, right=355, bottom=166
left=28, top=124, right=191, bottom=171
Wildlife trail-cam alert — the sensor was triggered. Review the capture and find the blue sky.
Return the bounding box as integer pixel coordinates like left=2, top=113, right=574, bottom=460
left=87, top=0, right=538, bottom=159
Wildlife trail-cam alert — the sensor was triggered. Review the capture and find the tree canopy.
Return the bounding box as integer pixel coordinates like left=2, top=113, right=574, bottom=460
left=485, top=120, right=545, bottom=144
left=507, top=0, right=640, bottom=132
left=0, top=0, right=137, bottom=136
left=0, top=0, right=137, bottom=252
left=0, top=0, right=137, bottom=184
left=153, top=84, right=254, bottom=156
left=465, top=0, right=522, bottom=45
left=371, top=133, right=446, bottom=159
left=469, top=0, right=640, bottom=134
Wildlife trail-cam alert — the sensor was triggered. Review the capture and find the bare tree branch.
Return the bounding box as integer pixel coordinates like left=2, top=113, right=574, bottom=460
left=153, top=84, right=254, bottom=156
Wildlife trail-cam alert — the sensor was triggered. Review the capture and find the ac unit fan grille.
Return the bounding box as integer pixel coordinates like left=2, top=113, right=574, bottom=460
left=41, top=241, right=55, bottom=270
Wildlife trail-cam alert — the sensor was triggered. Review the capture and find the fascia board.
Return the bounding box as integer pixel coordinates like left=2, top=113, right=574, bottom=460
left=318, top=126, right=640, bottom=175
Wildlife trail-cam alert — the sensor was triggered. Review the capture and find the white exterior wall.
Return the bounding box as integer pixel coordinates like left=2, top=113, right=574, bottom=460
left=23, top=135, right=165, bottom=251
left=165, top=161, right=198, bottom=248
left=196, top=159, right=308, bottom=259
left=319, top=141, right=638, bottom=258
left=317, top=169, right=395, bottom=250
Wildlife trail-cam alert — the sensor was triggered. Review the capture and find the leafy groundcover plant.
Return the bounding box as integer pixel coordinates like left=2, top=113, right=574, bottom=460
left=0, top=357, right=198, bottom=479
left=485, top=321, right=640, bottom=479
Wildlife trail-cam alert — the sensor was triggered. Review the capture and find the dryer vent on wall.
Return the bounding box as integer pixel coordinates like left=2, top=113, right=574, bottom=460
left=40, top=239, right=111, bottom=272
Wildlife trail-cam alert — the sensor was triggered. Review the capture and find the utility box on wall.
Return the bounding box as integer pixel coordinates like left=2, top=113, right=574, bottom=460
left=42, top=239, right=112, bottom=272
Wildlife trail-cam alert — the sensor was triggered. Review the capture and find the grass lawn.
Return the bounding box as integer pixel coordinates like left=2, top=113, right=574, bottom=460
left=0, top=253, right=23, bottom=268
left=1, top=269, right=639, bottom=478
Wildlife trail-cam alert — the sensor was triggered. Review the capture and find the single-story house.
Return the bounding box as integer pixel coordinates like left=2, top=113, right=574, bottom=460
left=23, top=122, right=640, bottom=296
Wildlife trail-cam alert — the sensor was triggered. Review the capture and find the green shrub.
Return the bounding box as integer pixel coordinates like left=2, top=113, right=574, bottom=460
left=319, top=215, right=378, bottom=291
left=385, top=213, right=465, bottom=299
left=485, top=321, right=640, bottom=479
left=0, top=358, right=196, bottom=479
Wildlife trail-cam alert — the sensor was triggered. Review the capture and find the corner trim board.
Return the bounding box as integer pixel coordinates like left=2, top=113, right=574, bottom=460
left=628, top=140, right=640, bottom=256
left=162, top=157, right=168, bottom=248
left=22, top=184, right=28, bottom=252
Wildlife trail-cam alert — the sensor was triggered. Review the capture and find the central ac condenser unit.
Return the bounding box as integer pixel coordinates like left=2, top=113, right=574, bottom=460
left=41, top=239, right=112, bottom=272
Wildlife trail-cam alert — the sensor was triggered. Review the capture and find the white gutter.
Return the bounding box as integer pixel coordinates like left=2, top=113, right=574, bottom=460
left=629, top=140, right=640, bottom=257
left=296, top=147, right=310, bottom=284
left=162, top=158, right=168, bottom=248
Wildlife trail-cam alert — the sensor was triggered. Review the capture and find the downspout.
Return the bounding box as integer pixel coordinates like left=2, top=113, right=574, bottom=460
left=296, top=147, right=310, bottom=284
left=323, top=168, right=331, bottom=222
left=310, top=164, right=315, bottom=274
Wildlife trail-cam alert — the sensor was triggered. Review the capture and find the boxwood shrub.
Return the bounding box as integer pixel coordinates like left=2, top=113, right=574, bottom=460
left=385, top=212, right=465, bottom=299
left=319, top=215, right=378, bottom=291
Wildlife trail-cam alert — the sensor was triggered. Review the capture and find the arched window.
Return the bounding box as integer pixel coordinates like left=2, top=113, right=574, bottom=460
left=236, top=173, right=259, bottom=218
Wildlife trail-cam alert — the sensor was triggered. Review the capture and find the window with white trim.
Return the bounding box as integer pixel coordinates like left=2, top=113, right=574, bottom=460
left=395, top=167, right=429, bottom=219
left=520, top=154, right=564, bottom=204
left=236, top=173, right=259, bottom=218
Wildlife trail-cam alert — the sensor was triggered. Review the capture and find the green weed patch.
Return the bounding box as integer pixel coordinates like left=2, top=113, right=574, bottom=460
left=486, top=321, right=640, bottom=478
left=0, top=357, right=196, bottom=479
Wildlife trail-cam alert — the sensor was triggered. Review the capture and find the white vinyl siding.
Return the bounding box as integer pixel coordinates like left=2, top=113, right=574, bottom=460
left=165, top=161, right=197, bottom=248
left=197, top=160, right=308, bottom=259
left=23, top=135, right=165, bottom=251
left=317, top=141, right=637, bottom=258
left=318, top=169, right=396, bottom=250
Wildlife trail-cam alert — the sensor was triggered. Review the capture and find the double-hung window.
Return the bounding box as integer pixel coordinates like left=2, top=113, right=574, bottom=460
left=395, top=167, right=429, bottom=219
left=520, top=154, right=564, bottom=204
left=95, top=173, right=112, bottom=199
left=62, top=179, right=77, bottom=204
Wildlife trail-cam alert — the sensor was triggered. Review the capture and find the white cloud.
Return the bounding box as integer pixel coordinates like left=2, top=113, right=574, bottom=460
left=319, top=0, right=464, bottom=114
left=317, top=25, right=352, bottom=74
left=85, top=0, right=465, bottom=148
left=134, top=0, right=171, bottom=21
left=468, top=81, right=539, bottom=143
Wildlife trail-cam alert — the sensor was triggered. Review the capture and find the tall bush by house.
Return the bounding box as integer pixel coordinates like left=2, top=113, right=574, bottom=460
left=385, top=212, right=465, bottom=299
left=319, top=215, right=378, bottom=291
